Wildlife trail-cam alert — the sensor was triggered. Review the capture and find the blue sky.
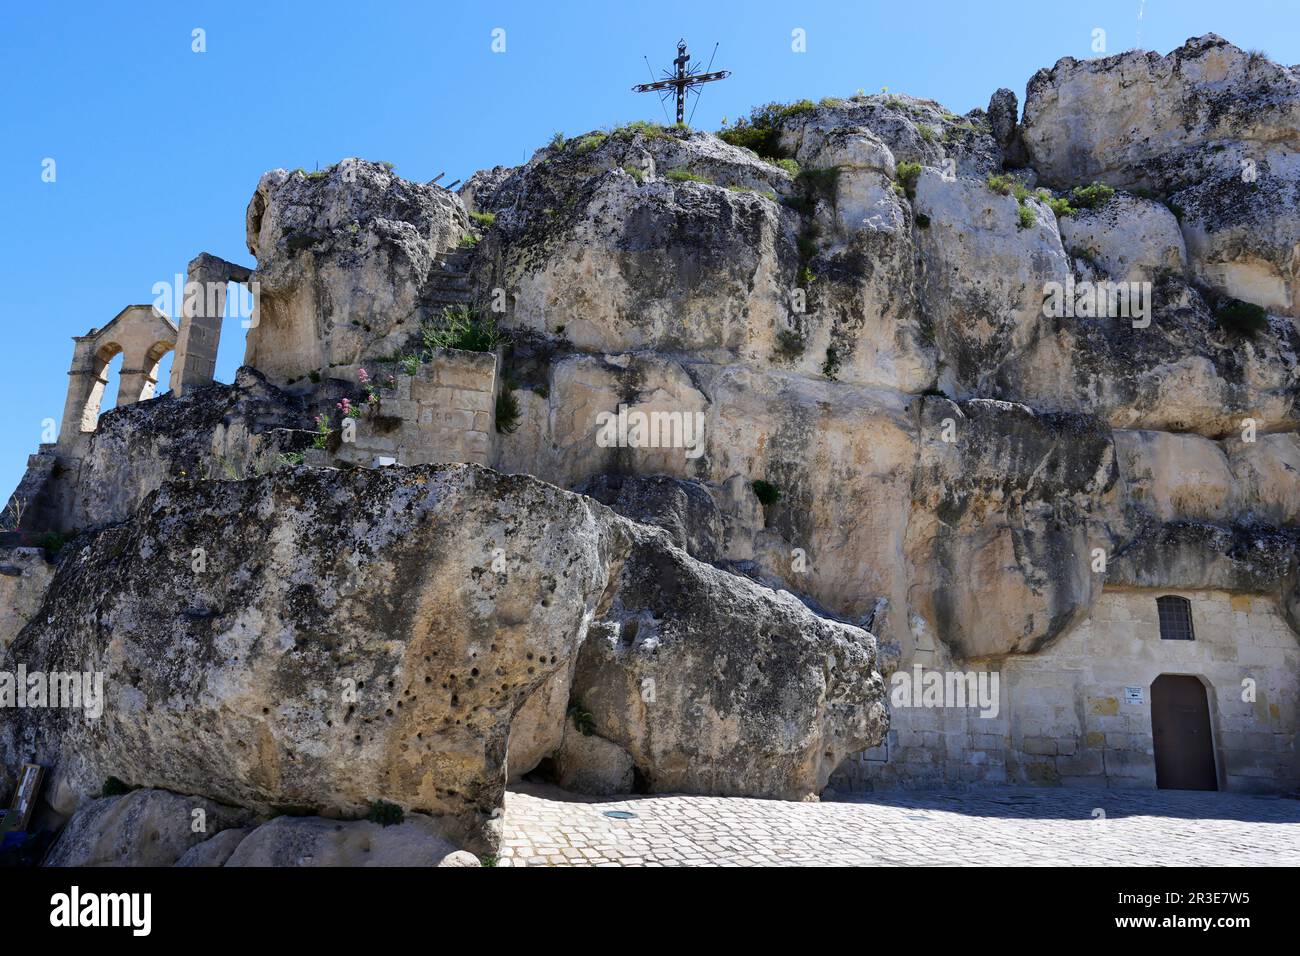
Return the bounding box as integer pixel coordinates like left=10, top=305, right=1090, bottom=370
left=1, top=0, right=1295, bottom=502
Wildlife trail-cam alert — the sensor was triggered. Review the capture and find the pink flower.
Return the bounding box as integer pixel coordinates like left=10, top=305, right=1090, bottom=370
left=357, top=368, right=370, bottom=384
left=337, top=398, right=352, bottom=413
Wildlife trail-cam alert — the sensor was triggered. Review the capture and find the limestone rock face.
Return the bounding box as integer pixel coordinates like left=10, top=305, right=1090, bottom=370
left=776, top=95, right=1002, bottom=179
left=1174, top=161, right=1300, bottom=317
left=3, top=464, right=886, bottom=850
left=906, top=398, right=1116, bottom=660
left=44, top=789, right=253, bottom=867
left=1114, top=430, right=1236, bottom=523
left=476, top=132, right=795, bottom=361
left=1021, top=35, right=1300, bottom=193
left=992, top=272, right=1300, bottom=435
left=458, top=164, right=518, bottom=215
left=1021, top=35, right=1300, bottom=318
left=475, top=125, right=936, bottom=393
left=244, top=159, right=469, bottom=383
left=1227, top=432, right=1300, bottom=526
left=505, top=668, right=570, bottom=783
left=1108, top=520, right=1299, bottom=597
left=64, top=367, right=309, bottom=531
left=912, top=168, right=1069, bottom=395
left=0, top=548, right=54, bottom=651
left=174, top=827, right=252, bottom=867
left=1057, top=193, right=1187, bottom=283
left=572, top=532, right=887, bottom=799
left=576, top=473, right=723, bottom=560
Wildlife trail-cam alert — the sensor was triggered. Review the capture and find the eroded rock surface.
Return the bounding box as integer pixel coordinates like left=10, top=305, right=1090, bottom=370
left=44, top=788, right=253, bottom=867
left=3, top=464, right=886, bottom=851
left=244, top=159, right=470, bottom=383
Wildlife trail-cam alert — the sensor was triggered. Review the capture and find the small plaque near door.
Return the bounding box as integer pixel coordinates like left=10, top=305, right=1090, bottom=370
left=1123, top=686, right=1144, bottom=706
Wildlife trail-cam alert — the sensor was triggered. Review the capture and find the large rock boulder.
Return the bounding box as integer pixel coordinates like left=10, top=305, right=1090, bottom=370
left=551, top=724, right=635, bottom=795
left=3, top=463, right=887, bottom=851
left=4, top=465, right=621, bottom=853
left=1057, top=193, right=1187, bottom=283
left=573, top=530, right=886, bottom=799
left=244, top=159, right=469, bottom=384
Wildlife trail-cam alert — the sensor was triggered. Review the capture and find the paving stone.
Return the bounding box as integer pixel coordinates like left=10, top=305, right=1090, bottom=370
left=503, top=782, right=1300, bottom=866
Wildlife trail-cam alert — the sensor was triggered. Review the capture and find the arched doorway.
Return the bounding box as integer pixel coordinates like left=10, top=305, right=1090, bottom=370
left=1150, top=674, right=1218, bottom=791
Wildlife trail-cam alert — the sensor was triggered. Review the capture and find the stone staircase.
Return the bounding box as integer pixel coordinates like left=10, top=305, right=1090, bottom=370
left=426, top=247, right=474, bottom=315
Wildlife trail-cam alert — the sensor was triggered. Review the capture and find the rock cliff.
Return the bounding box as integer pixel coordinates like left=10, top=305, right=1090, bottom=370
left=4, top=33, right=1299, bottom=863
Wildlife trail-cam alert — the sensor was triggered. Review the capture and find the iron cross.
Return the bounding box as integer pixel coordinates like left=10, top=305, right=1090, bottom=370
left=633, top=39, right=730, bottom=125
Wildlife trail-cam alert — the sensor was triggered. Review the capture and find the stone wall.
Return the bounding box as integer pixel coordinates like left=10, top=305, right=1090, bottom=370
left=334, top=349, right=499, bottom=468
left=831, top=588, right=1299, bottom=794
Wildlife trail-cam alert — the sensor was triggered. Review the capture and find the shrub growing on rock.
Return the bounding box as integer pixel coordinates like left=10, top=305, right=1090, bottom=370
left=1215, top=298, right=1270, bottom=337
left=421, top=306, right=505, bottom=353
left=367, top=800, right=404, bottom=827
left=896, top=161, right=922, bottom=199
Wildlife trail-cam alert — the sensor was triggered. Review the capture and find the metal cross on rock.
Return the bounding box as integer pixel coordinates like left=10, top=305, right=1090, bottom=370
left=633, top=39, right=730, bottom=126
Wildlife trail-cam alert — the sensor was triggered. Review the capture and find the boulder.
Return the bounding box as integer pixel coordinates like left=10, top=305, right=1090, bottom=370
left=552, top=724, right=635, bottom=795
left=4, top=465, right=622, bottom=853
left=223, top=813, right=459, bottom=867
left=3, top=463, right=887, bottom=851
left=437, top=850, right=482, bottom=867
left=572, top=530, right=887, bottom=799
left=44, top=788, right=253, bottom=867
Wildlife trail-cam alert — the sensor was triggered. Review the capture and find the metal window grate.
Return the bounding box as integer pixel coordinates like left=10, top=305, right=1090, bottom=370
left=1156, top=596, right=1195, bottom=641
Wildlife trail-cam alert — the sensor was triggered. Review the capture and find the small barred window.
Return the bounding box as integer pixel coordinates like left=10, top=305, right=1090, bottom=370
left=1156, top=596, right=1195, bottom=641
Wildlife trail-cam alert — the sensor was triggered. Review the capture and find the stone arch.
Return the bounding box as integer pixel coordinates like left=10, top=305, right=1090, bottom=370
left=58, top=305, right=178, bottom=446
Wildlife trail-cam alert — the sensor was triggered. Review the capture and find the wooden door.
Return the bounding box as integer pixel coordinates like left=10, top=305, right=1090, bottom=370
left=1151, top=675, right=1218, bottom=791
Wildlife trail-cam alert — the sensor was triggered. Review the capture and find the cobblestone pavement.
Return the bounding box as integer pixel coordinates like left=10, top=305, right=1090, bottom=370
left=499, top=783, right=1300, bottom=866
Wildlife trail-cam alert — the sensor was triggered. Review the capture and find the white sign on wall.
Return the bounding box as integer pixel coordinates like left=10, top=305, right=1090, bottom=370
left=1123, top=686, right=1145, bottom=706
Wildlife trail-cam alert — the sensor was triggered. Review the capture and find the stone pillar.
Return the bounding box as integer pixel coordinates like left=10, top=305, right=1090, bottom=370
left=57, top=337, right=107, bottom=445
left=116, top=365, right=159, bottom=406
left=169, top=253, right=253, bottom=397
